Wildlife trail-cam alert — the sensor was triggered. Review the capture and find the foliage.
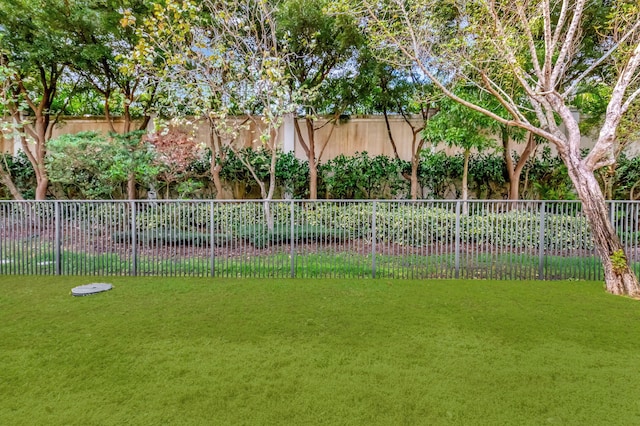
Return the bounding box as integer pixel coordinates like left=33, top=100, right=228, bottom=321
left=423, top=88, right=497, bottom=153
left=279, top=0, right=363, bottom=112
left=613, top=153, right=640, bottom=200
left=423, top=86, right=498, bottom=202
left=49, top=85, right=125, bottom=117
left=219, top=148, right=308, bottom=199
left=36, top=134, right=617, bottom=201
left=276, top=151, right=309, bottom=199
left=126, top=200, right=594, bottom=250
left=45, top=131, right=159, bottom=199
left=468, top=153, right=507, bottom=198
left=523, top=147, right=577, bottom=200
left=611, top=249, right=628, bottom=275
left=108, top=131, right=159, bottom=188
left=352, top=0, right=640, bottom=291
left=0, top=0, right=73, bottom=198
left=46, top=132, right=119, bottom=199
left=0, top=151, right=36, bottom=199
left=323, top=152, right=407, bottom=199
left=418, top=150, right=463, bottom=198
left=65, top=0, right=154, bottom=123
left=219, top=147, right=272, bottom=194
left=144, top=130, right=207, bottom=197
left=125, top=0, right=302, bottom=204
left=417, top=151, right=506, bottom=199
left=237, top=224, right=346, bottom=249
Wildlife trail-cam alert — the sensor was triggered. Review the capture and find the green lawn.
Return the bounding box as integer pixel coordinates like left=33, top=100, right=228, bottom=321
left=2, top=277, right=640, bottom=425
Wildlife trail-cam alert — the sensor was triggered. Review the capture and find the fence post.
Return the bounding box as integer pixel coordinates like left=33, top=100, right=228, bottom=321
left=290, top=200, right=296, bottom=278
left=130, top=201, right=137, bottom=276
left=372, top=201, right=377, bottom=279
left=538, top=201, right=546, bottom=280
left=54, top=201, right=61, bottom=276
left=454, top=201, right=461, bottom=279
left=609, top=200, right=615, bottom=231
left=210, top=200, right=215, bottom=277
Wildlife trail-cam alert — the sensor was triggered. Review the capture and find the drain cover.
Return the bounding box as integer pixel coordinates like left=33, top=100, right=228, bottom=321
left=72, top=283, right=113, bottom=297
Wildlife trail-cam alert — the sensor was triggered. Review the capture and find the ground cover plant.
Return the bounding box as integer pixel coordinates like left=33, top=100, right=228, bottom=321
left=2, top=276, right=640, bottom=425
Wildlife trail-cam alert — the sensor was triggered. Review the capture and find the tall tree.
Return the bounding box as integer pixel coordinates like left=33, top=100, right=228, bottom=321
left=356, top=0, right=640, bottom=296
left=0, top=0, right=73, bottom=199
left=278, top=0, right=363, bottom=199
left=0, top=37, right=24, bottom=200
left=126, top=0, right=299, bottom=220
left=122, top=0, right=235, bottom=199
left=70, top=0, right=158, bottom=199
left=355, top=48, right=441, bottom=200
left=423, top=86, right=495, bottom=210
left=574, top=83, right=640, bottom=200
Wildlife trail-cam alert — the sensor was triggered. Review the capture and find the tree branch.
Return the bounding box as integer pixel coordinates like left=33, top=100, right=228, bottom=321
left=517, top=2, right=543, bottom=82
left=563, top=21, right=640, bottom=97
left=550, top=0, right=586, bottom=87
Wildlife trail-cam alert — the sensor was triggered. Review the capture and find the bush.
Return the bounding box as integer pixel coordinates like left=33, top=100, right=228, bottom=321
left=418, top=151, right=463, bottom=198
left=219, top=147, right=271, bottom=195
left=93, top=201, right=594, bottom=252
left=323, top=152, right=407, bottom=199
left=523, top=146, right=576, bottom=200
left=112, top=230, right=232, bottom=247
left=276, top=151, right=309, bottom=199
left=46, top=131, right=160, bottom=199
left=611, top=153, right=640, bottom=200
left=468, top=153, right=507, bottom=198
left=236, top=224, right=346, bottom=249
left=144, top=130, right=208, bottom=199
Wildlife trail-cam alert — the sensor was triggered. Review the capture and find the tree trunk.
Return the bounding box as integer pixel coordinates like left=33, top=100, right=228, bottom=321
left=31, top=113, right=50, bottom=200
left=127, top=172, right=136, bottom=200
left=385, top=107, right=419, bottom=197
left=462, top=148, right=470, bottom=214
left=264, top=141, right=278, bottom=231
left=564, top=155, right=640, bottom=296
left=209, top=124, right=225, bottom=200
left=600, top=165, right=615, bottom=200
left=409, top=137, right=426, bottom=200
left=306, top=118, right=317, bottom=200
left=383, top=107, right=401, bottom=160
left=124, top=103, right=132, bottom=134
left=508, top=174, right=520, bottom=202
left=504, top=130, right=536, bottom=202
left=0, top=167, right=23, bottom=200
left=503, top=127, right=516, bottom=200
left=212, top=163, right=224, bottom=200
left=104, top=93, right=117, bottom=134
left=309, top=158, right=318, bottom=200
left=35, top=177, right=48, bottom=200
left=33, top=134, right=49, bottom=200
left=631, top=181, right=640, bottom=200
left=410, top=155, right=420, bottom=200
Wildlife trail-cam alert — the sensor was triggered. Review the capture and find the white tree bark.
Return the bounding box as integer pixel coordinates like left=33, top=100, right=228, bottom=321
left=364, top=0, right=640, bottom=295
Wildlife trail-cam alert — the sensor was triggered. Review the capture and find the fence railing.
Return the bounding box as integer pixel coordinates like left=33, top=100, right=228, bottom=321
left=1, top=200, right=639, bottom=280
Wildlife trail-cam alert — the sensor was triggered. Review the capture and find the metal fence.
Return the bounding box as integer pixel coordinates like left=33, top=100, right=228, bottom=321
left=1, top=200, right=639, bottom=280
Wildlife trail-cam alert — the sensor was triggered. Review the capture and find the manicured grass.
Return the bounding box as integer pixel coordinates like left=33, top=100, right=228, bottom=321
left=2, top=277, right=640, bottom=425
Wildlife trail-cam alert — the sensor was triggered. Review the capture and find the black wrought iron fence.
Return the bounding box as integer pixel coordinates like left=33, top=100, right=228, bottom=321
left=1, top=200, right=638, bottom=280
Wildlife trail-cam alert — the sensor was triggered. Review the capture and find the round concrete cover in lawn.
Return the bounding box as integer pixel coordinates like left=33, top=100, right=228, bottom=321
left=72, top=283, right=113, bottom=297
